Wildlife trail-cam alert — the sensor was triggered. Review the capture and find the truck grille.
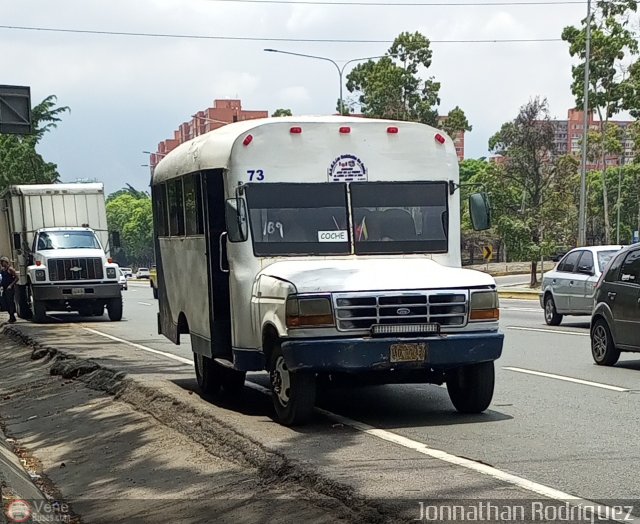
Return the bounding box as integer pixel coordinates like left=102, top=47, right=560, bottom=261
left=333, top=291, right=468, bottom=332
left=48, top=258, right=104, bottom=281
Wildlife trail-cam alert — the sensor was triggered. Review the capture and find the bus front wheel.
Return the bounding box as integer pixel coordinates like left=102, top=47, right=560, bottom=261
left=269, top=342, right=316, bottom=426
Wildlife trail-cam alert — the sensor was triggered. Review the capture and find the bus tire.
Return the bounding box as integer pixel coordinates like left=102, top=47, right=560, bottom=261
left=107, top=298, right=123, bottom=321
left=194, top=352, right=221, bottom=395
left=269, top=342, right=316, bottom=426
left=446, top=361, right=495, bottom=414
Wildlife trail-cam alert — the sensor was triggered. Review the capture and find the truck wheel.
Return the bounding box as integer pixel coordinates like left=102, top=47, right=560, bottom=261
left=107, top=298, right=123, bottom=321
left=446, top=361, right=495, bottom=414
left=591, top=318, right=620, bottom=366
left=92, top=304, right=105, bottom=316
left=15, top=285, right=32, bottom=320
left=32, top=299, right=47, bottom=324
left=152, top=285, right=158, bottom=300
left=194, top=352, right=221, bottom=395
left=269, top=342, right=316, bottom=426
left=544, top=294, right=563, bottom=326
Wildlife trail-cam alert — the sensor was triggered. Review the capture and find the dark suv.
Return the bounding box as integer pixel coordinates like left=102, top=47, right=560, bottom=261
left=590, top=244, right=640, bottom=365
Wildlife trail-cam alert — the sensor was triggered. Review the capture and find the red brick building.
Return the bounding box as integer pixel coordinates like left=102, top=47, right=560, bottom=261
left=149, top=99, right=268, bottom=169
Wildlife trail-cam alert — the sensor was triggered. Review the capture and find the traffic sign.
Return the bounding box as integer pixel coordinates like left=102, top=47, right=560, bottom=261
left=483, top=245, right=493, bottom=261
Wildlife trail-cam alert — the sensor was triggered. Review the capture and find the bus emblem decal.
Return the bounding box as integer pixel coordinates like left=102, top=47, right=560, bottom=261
left=328, top=154, right=367, bottom=182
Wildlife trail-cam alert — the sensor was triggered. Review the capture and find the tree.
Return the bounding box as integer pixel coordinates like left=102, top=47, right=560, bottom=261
left=106, top=191, right=153, bottom=266
left=0, top=95, right=70, bottom=191
left=345, top=31, right=442, bottom=125
left=440, top=106, right=472, bottom=140
left=488, top=97, right=578, bottom=286
left=562, top=0, right=639, bottom=243
left=271, top=108, right=292, bottom=117
left=106, top=183, right=149, bottom=203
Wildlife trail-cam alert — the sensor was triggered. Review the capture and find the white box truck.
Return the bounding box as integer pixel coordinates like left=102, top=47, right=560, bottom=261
left=0, top=183, right=123, bottom=322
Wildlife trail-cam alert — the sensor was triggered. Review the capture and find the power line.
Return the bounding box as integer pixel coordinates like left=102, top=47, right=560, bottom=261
left=209, top=0, right=583, bottom=5
left=0, top=25, right=563, bottom=44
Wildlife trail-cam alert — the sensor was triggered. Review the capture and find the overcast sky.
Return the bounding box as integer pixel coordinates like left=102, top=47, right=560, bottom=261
left=3, top=0, right=591, bottom=195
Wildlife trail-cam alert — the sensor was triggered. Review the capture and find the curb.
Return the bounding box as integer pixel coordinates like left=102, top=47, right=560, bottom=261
left=498, top=290, right=540, bottom=301
left=1, top=325, right=388, bottom=523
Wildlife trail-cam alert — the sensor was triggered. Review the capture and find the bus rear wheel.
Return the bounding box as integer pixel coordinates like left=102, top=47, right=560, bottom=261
left=193, top=352, right=245, bottom=395
left=269, top=342, right=316, bottom=426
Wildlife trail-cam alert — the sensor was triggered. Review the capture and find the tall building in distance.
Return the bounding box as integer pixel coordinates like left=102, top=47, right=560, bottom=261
left=552, top=109, right=635, bottom=168
left=149, top=99, right=268, bottom=169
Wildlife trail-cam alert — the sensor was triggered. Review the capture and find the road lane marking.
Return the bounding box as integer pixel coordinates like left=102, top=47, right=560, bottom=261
left=137, top=302, right=152, bottom=306
left=60, top=326, right=637, bottom=522
left=241, top=380, right=635, bottom=523
left=507, top=326, right=589, bottom=336
left=503, top=367, right=630, bottom=392
left=80, top=327, right=194, bottom=365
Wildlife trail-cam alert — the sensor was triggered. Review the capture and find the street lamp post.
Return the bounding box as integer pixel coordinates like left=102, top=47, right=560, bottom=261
left=264, top=49, right=384, bottom=115
left=577, top=0, right=592, bottom=247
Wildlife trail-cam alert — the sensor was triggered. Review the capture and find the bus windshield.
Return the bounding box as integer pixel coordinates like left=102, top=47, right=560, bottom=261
left=246, top=183, right=350, bottom=256
left=244, top=181, right=449, bottom=256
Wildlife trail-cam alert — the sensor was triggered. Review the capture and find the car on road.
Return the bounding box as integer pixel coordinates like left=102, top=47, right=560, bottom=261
left=590, top=243, right=640, bottom=365
left=136, top=267, right=150, bottom=279
left=118, top=269, right=128, bottom=291
left=120, top=267, right=133, bottom=279
left=540, top=245, right=623, bottom=326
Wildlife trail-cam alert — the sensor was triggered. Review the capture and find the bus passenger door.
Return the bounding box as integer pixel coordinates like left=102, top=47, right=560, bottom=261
left=203, top=169, right=232, bottom=359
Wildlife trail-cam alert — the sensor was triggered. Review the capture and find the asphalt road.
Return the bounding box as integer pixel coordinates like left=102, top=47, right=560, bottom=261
left=46, top=282, right=640, bottom=504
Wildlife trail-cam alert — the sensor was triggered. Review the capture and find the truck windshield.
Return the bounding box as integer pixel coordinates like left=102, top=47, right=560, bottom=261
left=245, top=183, right=350, bottom=256
left=244, top=181, right=448, bottom=256
left=37, top=231, right=101, bottom=250
left=351, top=181, right=449, bottom=254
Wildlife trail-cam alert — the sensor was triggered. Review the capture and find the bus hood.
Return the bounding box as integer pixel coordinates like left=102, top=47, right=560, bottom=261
left=259, top=259, right=495, bottom=294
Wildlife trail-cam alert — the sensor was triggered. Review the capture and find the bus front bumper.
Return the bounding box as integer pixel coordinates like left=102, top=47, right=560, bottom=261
left=32, top=282, right=122, bottom=301
left=280, top=332, right=504, bottom=373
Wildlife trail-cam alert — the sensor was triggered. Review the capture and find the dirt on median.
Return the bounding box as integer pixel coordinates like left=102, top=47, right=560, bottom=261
left=0, top=328, right=389, bottom=524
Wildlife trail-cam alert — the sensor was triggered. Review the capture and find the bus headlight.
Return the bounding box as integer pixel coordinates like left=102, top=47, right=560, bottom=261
left=35, top=269, right=46, bottom=282
left=286, top=295, right=334, bottom=328
left=106, top=267, right=117, bottom=279
left=469, top=290, right=499, bottom=321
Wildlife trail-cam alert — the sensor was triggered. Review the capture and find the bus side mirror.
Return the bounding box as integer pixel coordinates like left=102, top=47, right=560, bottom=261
left=111, top=231, right=121, bottom=248
left=225, top=198, right=248, bottom=242
left=469, top=193, right=491, bottom=231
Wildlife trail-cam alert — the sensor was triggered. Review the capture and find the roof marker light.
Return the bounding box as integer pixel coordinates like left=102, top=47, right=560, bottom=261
left=35, top=260, right=41, bottom=266
left=387, top=126, right=399, bottom=134
left=339, top=127, right=351, bottom=134
left=243, top=134, right=253, bottom=146
left=290, top=127, right=302, bottom=134
left=434, top=133, right=446, bottom=144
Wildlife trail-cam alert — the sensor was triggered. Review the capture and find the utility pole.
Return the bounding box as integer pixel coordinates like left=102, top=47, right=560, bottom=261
left=578, top=0, right=592, bottom=247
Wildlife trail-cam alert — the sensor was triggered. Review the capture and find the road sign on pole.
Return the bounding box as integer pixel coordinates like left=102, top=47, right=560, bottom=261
left=483, top=245, right=493, bottom=261
left=0, top=85, right=32, bottom=135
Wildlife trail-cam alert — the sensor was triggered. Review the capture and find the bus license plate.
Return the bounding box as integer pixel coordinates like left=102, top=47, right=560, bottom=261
left=71, top=288, right=85, bottom=295
left=390, top=343, right=427, bottom=363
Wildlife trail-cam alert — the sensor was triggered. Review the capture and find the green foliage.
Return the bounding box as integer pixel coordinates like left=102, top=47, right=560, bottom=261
left=486, top=98, right=579, bottom=284
left=271, top=108, right=293, bottom=117
left=106, top=183, right=149, bottom=203
left=345, top=31, right=442, bottom=125
left=440, top=106, right=472, bottom=139
left=562, top=0, right=638, bottom=117
left=0, top=95, right=69, bottom=192
left=106, top=191, right=153, bottom=266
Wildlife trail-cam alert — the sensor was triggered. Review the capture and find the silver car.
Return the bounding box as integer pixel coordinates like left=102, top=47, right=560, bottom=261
left=540, top=245, right=623, bottom=325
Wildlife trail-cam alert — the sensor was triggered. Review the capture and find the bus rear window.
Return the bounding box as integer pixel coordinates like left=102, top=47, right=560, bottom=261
left=245, top=183, right=349, bottom=256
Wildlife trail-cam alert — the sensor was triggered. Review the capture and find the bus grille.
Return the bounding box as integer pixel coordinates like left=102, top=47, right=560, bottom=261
left=48, top=258, right=104, bottom=281
left=333, top=291, right=468, bottom=332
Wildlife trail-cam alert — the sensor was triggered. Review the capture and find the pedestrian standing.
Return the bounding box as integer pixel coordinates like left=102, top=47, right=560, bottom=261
left=0, top=256, right=17, bottom=323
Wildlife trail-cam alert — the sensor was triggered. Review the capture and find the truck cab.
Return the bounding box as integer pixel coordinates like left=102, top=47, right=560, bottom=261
left=26, top=226, right=122, bottom=322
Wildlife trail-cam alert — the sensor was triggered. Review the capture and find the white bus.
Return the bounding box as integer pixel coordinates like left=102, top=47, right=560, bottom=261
left=152, top=116, right=503, bottom=425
